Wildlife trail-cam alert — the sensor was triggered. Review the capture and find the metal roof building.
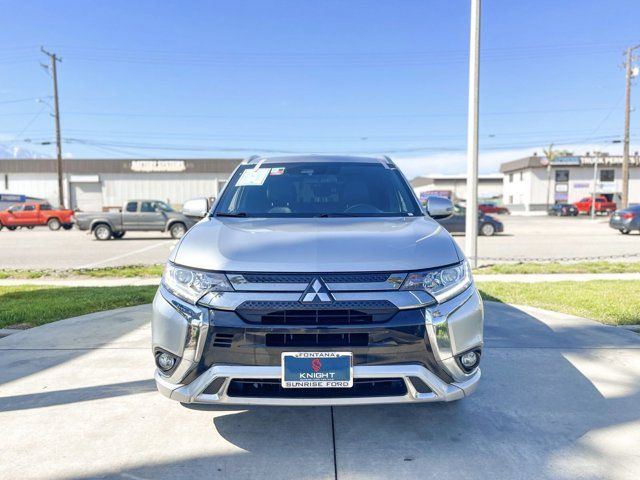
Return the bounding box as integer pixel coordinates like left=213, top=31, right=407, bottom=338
left=0, top=158, right=241, bottom=210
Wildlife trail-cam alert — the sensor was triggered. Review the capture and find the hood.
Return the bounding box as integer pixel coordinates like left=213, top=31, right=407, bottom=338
left=171, top=216, right=461, bottom=272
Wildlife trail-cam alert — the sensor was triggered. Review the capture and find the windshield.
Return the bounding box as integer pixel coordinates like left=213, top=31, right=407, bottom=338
left=215, top=162, right=422, bottom=218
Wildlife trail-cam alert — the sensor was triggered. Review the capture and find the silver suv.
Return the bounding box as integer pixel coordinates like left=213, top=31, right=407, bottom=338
left=152, top=155, right=483, bottom=406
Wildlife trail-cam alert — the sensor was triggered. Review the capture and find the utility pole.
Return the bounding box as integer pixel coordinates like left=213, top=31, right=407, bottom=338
left=41, top=47, right=64, bottom=207
left=465, top=0, right=481, bottom=268
left=622, top=44, right=639, bottom=209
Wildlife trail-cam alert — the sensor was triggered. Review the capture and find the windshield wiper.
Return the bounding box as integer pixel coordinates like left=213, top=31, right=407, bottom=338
left=214, top=212, right=247, bottom=217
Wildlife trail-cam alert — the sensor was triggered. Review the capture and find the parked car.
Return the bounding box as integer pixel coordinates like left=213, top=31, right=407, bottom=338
left=75, top=199, right=197, bottom=240
left=609, top=206, right=640, bottom=234
left=479, top=202, right=510, bottom=215
left=548, top=203, right=579, bottom=216
left=152, top=155, right=483, bottom=407
left=574, top=196, right=616, bottom=215
left=437, top=204, right=503, bottom=236
left=0, top=202, right=74, bottom=231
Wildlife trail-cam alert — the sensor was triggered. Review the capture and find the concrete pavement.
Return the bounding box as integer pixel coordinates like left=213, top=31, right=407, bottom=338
left=0, top=302, right=639, bottom=479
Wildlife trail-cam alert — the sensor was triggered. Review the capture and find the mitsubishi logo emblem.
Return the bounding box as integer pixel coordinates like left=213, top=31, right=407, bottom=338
left=300, top=278, right=333, bottom=304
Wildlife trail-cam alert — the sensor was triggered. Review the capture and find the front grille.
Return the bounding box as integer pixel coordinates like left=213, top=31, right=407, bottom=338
left=266, top=332, right=369, bottom=347
left=261, top=309, right=373, bottom=326
left=236, top=300, right=397, bottom=325
left=240, top=272, right=392, bottom=283
left=226, top=378, right=407, bottom=398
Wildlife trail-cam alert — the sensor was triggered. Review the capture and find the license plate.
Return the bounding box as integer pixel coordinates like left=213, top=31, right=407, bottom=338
left=281, top=352, right=353, bottom=388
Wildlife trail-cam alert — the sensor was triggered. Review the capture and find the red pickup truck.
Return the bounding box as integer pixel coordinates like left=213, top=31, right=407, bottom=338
left=574, top=196, right=617, bottom=215
left=0, top=202, right=74, bottom=231
left=479, top=202, right=510, bottom=215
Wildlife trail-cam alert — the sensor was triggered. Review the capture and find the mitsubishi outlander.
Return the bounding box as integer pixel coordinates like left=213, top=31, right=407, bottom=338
left=152, top=155, right=483, bottom=406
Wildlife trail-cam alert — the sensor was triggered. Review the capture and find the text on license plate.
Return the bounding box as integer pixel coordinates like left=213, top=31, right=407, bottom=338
left=281, top=352, right=353, bottom=388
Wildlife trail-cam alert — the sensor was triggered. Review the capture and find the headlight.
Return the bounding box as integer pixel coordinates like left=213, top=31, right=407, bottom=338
left=401, top=261, right=472, bottom=302
left=162, top=263, right=233, bottom=303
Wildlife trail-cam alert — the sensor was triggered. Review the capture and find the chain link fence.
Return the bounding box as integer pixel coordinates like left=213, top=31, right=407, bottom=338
left=475, top=252, right=640, bottom=264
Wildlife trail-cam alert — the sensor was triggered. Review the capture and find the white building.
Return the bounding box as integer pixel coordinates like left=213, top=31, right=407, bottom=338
left=500, top=154, right=640, bottom=211
left=411, top=173, right=504, bottom=204
left=0, top=158, right=241, bottom=211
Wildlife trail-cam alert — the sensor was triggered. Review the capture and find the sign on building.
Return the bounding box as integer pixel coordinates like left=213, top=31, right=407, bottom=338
left=130, top=160, right=187, bottom=172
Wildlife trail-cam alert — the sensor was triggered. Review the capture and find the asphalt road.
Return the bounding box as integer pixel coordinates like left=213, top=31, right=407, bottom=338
left=1, top=302, right=638, bottom=479
left=0, top=215, right=637, bottom=270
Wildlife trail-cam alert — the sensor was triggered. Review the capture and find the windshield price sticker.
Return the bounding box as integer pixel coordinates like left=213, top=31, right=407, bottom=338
left=270, top=167, right=285, bottom=176
left=237, top=168, right=270, bottom=186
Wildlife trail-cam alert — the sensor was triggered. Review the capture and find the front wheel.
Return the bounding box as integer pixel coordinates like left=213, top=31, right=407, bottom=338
left=93, top=224, right=112, bottom=241
left=47, top=218, right=61, bottom=231
left=480, top=223, right=496, bottom=236
left=170, top=222, right=187, bottom=239
left=620, top=228, right=630, bottom=235
left=6, top=226, right=17, bottom=231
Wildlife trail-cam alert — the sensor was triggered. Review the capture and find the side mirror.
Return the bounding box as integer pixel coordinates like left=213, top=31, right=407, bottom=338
left=182, top=197, right=210, bottom=218
left=425, top=196, right=454, bottom=219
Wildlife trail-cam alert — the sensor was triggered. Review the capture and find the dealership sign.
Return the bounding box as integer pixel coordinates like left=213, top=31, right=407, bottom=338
left=130, top=160, right=186, bottom=172
left=551, top=156, right=581, bottom=166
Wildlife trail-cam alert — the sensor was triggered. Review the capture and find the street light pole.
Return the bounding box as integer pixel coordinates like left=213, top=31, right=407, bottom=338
left=622, top=44, right=639, bottom=209
left=465, top=0, right=481, bottom=268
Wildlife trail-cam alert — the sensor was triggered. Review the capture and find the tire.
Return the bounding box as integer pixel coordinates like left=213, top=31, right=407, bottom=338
left=62, top=224, right=73, bottom=230
left=169, top=222, right=187, bottom=239
left=480, top=223, right=496, bottom=236
left=620, top=229, right=630, bottom=235
left=27, top=226, right=35, bottom=229
left=47, top=218, right=61, bottom=231
left=112, top=231, right=126, bottom=239
left=6, top=226, right=17, bottom=231
left=93, top=223, right=112, bottom=241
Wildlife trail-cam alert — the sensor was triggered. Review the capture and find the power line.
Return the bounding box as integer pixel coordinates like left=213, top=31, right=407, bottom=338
left=0, top=105, right=622, bottom=120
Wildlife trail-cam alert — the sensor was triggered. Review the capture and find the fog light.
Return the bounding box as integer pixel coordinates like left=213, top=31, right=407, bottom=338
left=460, top=351, right=478, bottom=368
left=156, top=352, right=176, bottom=371
left=457, top=349, right=481, bottom=372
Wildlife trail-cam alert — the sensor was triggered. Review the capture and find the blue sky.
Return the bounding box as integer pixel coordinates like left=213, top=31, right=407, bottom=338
left=0, top=0, right=639, bottom=177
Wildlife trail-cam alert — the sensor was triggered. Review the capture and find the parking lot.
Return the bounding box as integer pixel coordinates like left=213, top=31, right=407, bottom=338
left=0, top=215, right=637, bottom=270
left=1, top=301, right=638, bottom=479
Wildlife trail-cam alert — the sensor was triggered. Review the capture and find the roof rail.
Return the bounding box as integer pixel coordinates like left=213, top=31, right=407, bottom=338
left=244, top=155, right=262, bottom=164
left=381, top=155, right=396, bottom=167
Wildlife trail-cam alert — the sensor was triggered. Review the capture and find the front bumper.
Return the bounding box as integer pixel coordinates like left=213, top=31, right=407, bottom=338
left=156, top=363, right=481, bottom=406
left=152, top=280, right=484, bottom=406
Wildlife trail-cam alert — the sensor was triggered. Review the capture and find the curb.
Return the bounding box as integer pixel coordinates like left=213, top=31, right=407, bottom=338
left=0, top=328, right=25, bottom=338
left=619, top=325, right=640, bottom=334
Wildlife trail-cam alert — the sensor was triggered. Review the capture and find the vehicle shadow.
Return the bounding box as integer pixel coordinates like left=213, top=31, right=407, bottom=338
left=95, top=236, right=174, bottom=241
